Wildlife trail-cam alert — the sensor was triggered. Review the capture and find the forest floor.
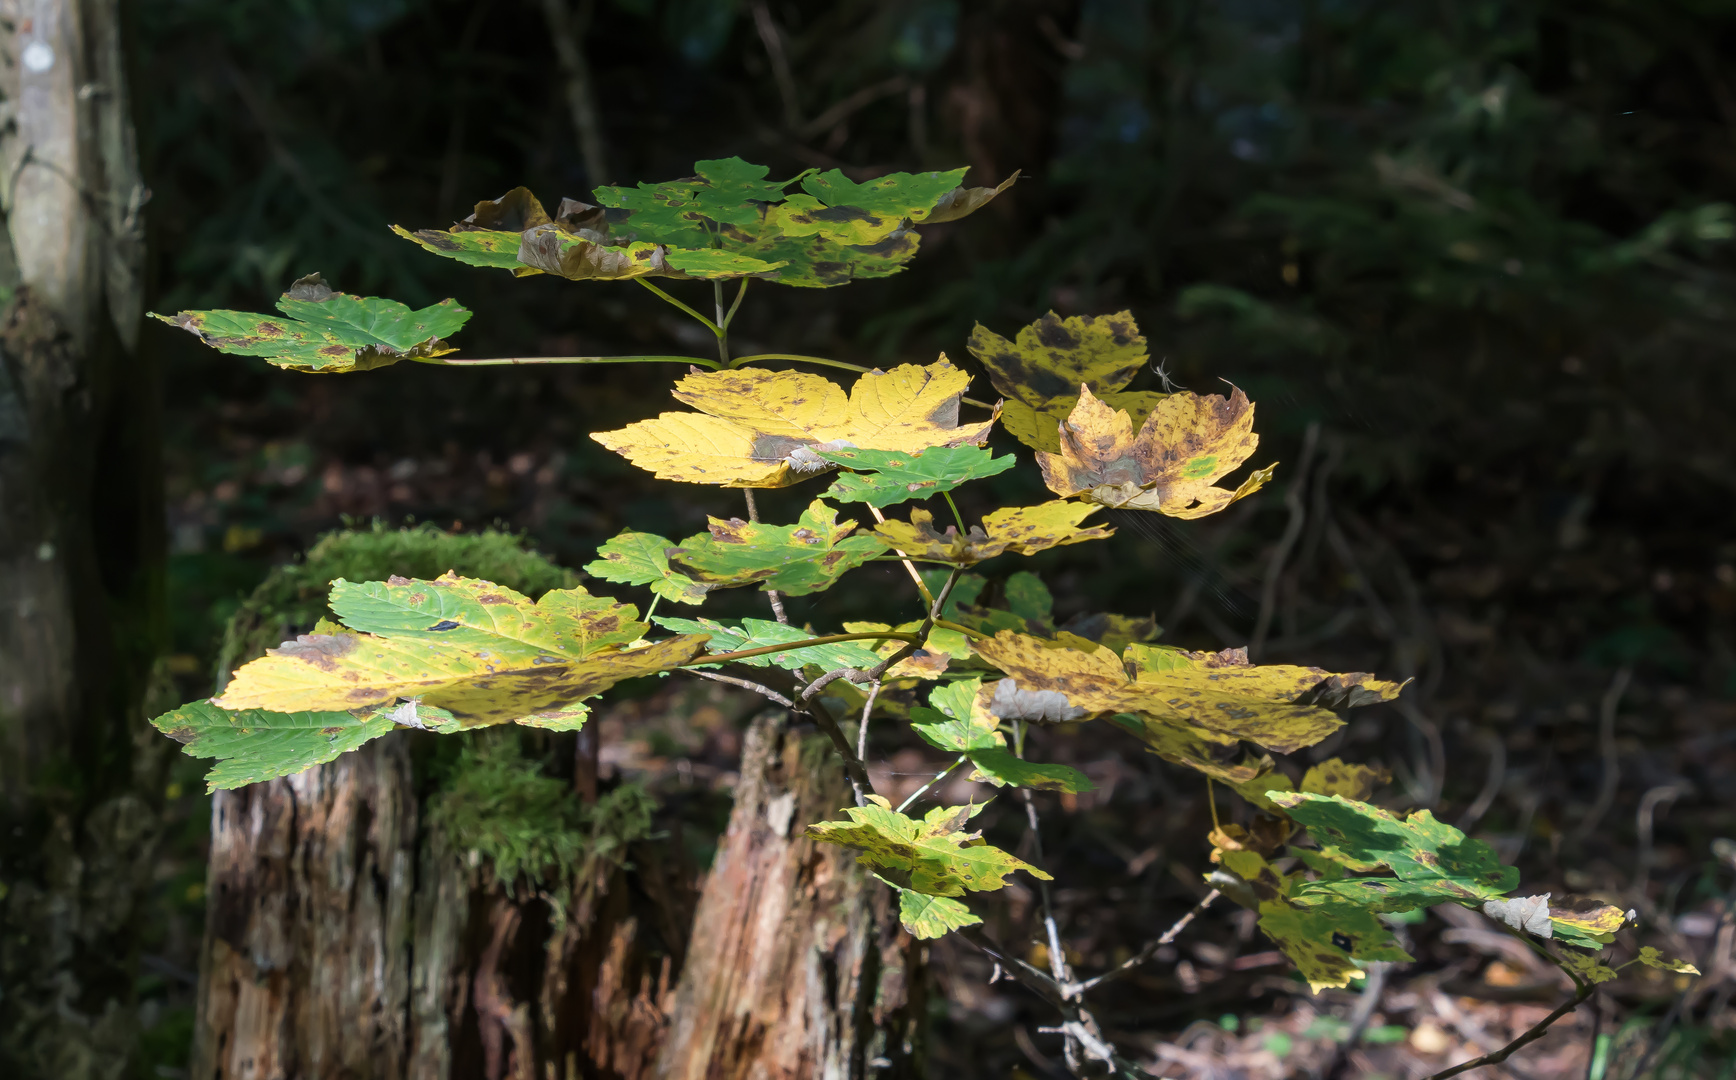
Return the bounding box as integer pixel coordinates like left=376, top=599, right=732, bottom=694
left=146, top=349, right=1736, bottom=1080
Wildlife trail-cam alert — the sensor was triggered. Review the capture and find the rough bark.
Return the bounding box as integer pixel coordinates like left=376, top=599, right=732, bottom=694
left=656, top=713, right=925, bottom=1080
left=0, top=2, right=162, bottom=1077
left=188, top=713, right=926, bottom=1079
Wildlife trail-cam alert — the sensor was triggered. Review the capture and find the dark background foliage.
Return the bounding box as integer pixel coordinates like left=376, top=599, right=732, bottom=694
left=134, top=0, right=1736, bottom=1074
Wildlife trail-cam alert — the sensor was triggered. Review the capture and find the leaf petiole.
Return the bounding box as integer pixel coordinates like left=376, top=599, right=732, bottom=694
left=417, top=353, right=723, bottom=370
left=682, top=630, right=921, bottom=668
left=635, top=277, right=721, bottom=336
left=943, top=491, right=968, bottom=533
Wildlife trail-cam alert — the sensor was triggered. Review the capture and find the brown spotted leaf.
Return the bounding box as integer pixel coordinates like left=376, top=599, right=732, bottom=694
left=666, top=500, right=889, bottom=596
left=152, top=273, right=471, bottom=373
left=1037, top=385, right=1276, bottom=518
left=868, top=501, right=1112, bottom=566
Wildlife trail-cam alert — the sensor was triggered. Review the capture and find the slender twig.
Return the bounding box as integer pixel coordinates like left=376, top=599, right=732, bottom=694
left=688, top=669, right=795, bottom=709
left=865, top=568, right=960, bottom=680
left=866, top=504, right=934, bottom=606
left=722, top=278, right=750, bottom=332
left=800, top=667, right=861, bottom=703
left=1571, top=666, right=1631, bottom=845
left=635, top=277, right=720, bottom=335
left=1421, top=983, right=1594, bottom=1080
left=857, top=678, right=881, bottom=763
left=417, top=353, right=722, bottom=369
left=687, top=631, right=919, bottom=669
left=1066, top=889, right=1221, bottom=996
left=742, top=489, right=789, bottom=623
left=807, top=695, right=873, bottom=806
left=896, top=755, right=966, bottom=813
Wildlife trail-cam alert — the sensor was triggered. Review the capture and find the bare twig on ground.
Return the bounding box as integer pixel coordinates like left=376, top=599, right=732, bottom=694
left=1571, top=666, right=1632, bottom=845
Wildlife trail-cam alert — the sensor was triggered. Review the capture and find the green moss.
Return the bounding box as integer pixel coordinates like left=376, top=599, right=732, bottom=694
left=427, top=734, right=653, bottom=901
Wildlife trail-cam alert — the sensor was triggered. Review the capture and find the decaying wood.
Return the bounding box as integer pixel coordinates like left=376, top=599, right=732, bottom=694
left=657, top=712, right=925, bottom=1080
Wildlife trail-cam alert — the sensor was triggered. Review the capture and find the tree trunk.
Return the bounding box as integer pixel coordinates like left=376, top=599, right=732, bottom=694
left=0, top=1, right=161, bottom=1077
left=188, top=712, right=925, bottom=1079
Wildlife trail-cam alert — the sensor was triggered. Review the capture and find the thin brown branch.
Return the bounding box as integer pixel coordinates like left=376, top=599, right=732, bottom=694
left=1421, top=984, right=1593, bottom=1080
left=1066, top=889, right=1220, bottom=996
left=688, top=669, right=795, bottom=709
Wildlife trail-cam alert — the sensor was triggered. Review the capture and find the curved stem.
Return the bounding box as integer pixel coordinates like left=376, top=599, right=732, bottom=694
left=635, top=277, right=720, bottom=335
left=934, top=618, right=988, bottom=641
left=416, top=353, right=722, bottom=370
left=866, top=504, right=935, bottom=607
left=942, top=490, right=968, bottom=533
left=681, top=630, right=921, bottom=668
left=722, top=278, right=750, bottom=331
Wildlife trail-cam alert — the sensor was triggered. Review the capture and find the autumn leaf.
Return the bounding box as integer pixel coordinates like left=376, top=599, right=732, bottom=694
left=972, top=633, right=1399, bottom=752
left=213, top=576, right=709, bottom=726
left=1037, top=385, right=1277, bottom=518
left=1635, top=946, right=1700, bottom=975
left=1551, top=904, right=1632, bottom=949
left=1561, top=953, right=1619, bottom=984
left=399, top=161, right=1016, bottom=288
left=820, top=445, right=1015, bottom=507
left=1108, top=713, right=1277, bottom=786
left=896, top=888, right=982, bottom=939
left=666, top=500, right=888, bottom=596
left=806, top=797, right=1051, bottom=897
left=968, top=310, right=1168, bottom=453
left=153, top=273, right=470, bottom=373
left=651, top=615, right=885, bottom=672
left=946, top=571, right=1158, bottom=652
left=585, top=530, right=711, bottom=605
left=1301, top=759, right=1392, bottom=802
left=592, top=358, right=996, bottom=488
left=869, top=502, right=1113, bottom=566
left=842, top=620, right=954, bottom=679
left=1272, top=792, right=1520, bottom=911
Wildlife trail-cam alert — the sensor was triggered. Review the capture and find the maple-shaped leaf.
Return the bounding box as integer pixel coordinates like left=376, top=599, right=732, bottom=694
left=399, top=160, right=1015, bottom=288
left=651, top=615, right=884, bottom=671
left=1108, top=712, right=1277, bottom=786
left=665, top=500, right=888, bottom=596
left=968, top=310, right=1169, bottom=453
left=592, top=358, right=996, bottom=488
left=1037, top=385, right=1277, bottom=518
left=1301, top=759, right=1392, bottom=802
left=909, top=678, right=1004, bottom=751
left=819, top=445, right=1015, bottom=507
left=974, top=633, right=1397, bottom=753
left=1217, top=849, right=1415, bottom=991
left=151, top=700, right=398, bottom=791
left=393, top=187, right=670, bottom=281
left=1272, top=792, right=1520, bottom=911
left=896, top=887, right=982, bottom=939
left=585, top=530, right=711, bottom=605
left=153, top=273, right=470, bottom=373
left=213, top=576, right=708, bottom=725
left=870, top=501, right=1113, bottom=566
left=1550, top=905, right=1632, bottom=949
left=806, top=797, right=1051, bottom=897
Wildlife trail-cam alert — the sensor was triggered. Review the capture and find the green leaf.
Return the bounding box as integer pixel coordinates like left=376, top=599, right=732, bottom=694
left=585, top=530, right=711, bottom=606
left=896, top=888, right=982, bottom=939
left=667, top=500, right=888, bottom=596
left=1561, top=952, right=1619, bottom=984
left=153, top=273, right=470, bottom=373
left=212, top=574, right=709, bottom=727
left=806, top=797, right=1051, bottom=897
left=1271, top=792, right=1519, bottom=907
left=1253, top=900, right=1414, bottom=992
left=968, top=310, right=1165, bottom=452
left=151, top=700, right=395, bottom=791
left=909, top=677, right=1003, bottom=752
left=819, top=445, right=1016, bottom=507
left=1004, top=571, right=1053, bottom=621
left=651, top=615, right=885, bottom=671
left=965, top=747, right=1094, bottom=793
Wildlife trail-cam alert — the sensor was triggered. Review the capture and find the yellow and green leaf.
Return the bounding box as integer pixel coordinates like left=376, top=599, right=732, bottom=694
left=807, top=797, right=1051, bottom=897
left=666, top=500, right=888, bottom=596
left=585, top=530, right=711, bottom=606
left=869, top=501, right=1112, bottom=566
left=820, top=445, right=1015, bottom=507
left=592, top=359, right=995, bottom=488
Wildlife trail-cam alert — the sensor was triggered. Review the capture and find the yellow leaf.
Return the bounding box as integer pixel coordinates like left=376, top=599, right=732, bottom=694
left=867, top=501, right=1112, bottom=566
left=1552, top=905, right=1628, bottom=936
left=843, top=620, right=953, bottom=679
left=592, top=357, right=996, bottom=488
left=1636, top=946, right=1700, bottom=975
left=1301, top=759, right=1392, bottom=801
left=971, top=632, right=1401, bottom=752
left=1000, top=392, right=1168, bottom=454
left=1035, top=385, right=1276, bottom=519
